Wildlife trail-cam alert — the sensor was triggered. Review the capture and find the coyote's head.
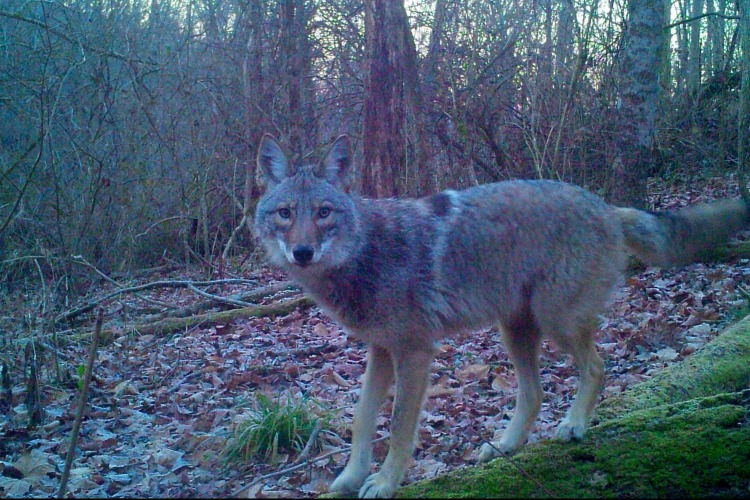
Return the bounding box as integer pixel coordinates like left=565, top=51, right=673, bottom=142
left=253, top=134, right=361, bottom=272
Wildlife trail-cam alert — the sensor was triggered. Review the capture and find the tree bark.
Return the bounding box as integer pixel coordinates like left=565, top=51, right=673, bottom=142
left=362, top=0, right=432, bottom=198
left=688, top=0, right=704, bottom=92
left=610, top=0, right=666, bottom=208
left=281, top=0, right=315, bottom=158
left=739, top=0, right=750, bottom=188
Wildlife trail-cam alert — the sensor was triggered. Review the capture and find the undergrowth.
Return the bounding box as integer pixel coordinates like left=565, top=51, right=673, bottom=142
left=223, top=391, right=330, bottom=465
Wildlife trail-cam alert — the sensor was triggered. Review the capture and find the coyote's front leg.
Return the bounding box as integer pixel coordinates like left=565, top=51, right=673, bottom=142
left=330, top=346, right=394, bottom=494
left=357, top=347, right=435, bottom=499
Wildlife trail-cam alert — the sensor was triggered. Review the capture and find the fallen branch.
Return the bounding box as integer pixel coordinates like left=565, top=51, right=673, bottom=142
left=626, top=240, right=750, bottom=274
left=187, top=283, right=253, bottom=308
left=89, top=296, right=315, bottom=344
left=290, top=420, right=323, bottom=467
left=699, top=240, right=750, bottom=264
left=57, top=278, right=258, bottom=323
left=141, top=282, right=300, bottom=323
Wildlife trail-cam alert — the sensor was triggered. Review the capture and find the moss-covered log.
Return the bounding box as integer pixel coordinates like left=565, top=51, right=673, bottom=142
left=395, top=316, right=750, bottom=498
left=398, top=390, right=750, bottom=498
left=700, top=240, right=750, bottom=264
left=593, top=315, right=750, bottom=423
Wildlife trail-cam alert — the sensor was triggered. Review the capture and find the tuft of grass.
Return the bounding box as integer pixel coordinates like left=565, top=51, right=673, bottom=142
left=224, top=392, right=328, bottom=465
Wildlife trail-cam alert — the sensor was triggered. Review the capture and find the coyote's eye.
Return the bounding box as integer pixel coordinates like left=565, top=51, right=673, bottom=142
left=278, top=207, right=291, bottom=219
left=318, top=206, right=331, bottom=219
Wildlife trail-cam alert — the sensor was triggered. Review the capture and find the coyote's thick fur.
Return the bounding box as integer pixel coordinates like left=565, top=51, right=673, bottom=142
left=253, top=134, right=750, bottom=498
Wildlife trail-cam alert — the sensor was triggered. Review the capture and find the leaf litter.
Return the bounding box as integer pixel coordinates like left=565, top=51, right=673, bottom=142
left=1, top=173, right=749, bottom=497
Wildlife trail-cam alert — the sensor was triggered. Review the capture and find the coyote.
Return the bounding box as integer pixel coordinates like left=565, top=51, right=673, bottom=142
left=253, top=133, right=749, bottom=498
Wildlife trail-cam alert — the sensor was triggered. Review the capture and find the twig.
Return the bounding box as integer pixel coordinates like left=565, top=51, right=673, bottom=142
left=58, top=309, right=103, bottom=498
left=139, top=282, right=299, bottom=321
left=221, top=179, right=254, bottom=261
left=482, top=440, right=556, bottom=497
left=0, top=9, right=150, bottom=63
left=70, top=255, right=122, bottom=288
left=664, top=11, right=739, bottom=31
left=231, top=434, right=390, bottom=498
left=134, top=215, right=194, bottom=239
left=70, top=255, right=173, bottom=310
left=56, top=278, right=257, bottom=322
left=186, top=284, right=253, bottom=308
left=290, top=421, right=323, bottom=467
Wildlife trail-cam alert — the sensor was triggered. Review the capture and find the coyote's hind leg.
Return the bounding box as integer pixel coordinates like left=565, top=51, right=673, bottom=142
left=553, top=320, right=605, bottom=441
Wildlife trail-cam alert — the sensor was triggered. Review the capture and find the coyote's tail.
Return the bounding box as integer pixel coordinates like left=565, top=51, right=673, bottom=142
left=616, top=199, right=750, bottom=267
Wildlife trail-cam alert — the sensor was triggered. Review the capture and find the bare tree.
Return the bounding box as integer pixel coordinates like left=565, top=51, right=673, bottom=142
left=361, top=0, right=431, bottom=197
left=611, top=0, right=666, bottom=207
left=0, top=0, right=745, bottom=305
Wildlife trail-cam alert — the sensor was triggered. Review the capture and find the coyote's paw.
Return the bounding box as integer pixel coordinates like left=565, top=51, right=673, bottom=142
left=358, top=471, right=399, bottom=499
left=555, top=419, right=587, bottom=442
left=330, top=466, right=368, bottom=494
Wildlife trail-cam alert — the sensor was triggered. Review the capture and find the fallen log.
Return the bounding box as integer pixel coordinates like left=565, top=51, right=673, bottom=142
left=154, top=282, right=300, bottom=320
left=81, top=296, right=315, bottom=345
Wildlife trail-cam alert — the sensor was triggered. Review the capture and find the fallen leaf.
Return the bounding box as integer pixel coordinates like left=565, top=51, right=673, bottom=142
left=655, top=347, right=679, bottom=361
left=14, top=449, right=54, bottom=484
left=0, top=477, right=32, bottom=496
left=455, top=363, right=490, bottom=384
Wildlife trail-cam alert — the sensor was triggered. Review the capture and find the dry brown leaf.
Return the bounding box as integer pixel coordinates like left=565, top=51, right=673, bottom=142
left=426, top=384, right=460, bottom=398
left=455, top=363, right=490, bottom=384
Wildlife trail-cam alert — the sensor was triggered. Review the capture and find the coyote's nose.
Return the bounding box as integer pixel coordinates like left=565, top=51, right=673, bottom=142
left=292, top=245, right=314, bottom=266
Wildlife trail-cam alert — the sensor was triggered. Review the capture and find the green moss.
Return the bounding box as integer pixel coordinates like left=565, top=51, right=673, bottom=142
left=398, top=317, right=750, bottom=498
left=594, top=316, right=750, bottom=423
left=399, top=391, right=750, bottom=498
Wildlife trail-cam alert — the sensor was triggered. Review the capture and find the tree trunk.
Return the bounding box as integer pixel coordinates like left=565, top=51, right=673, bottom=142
left=660, top=0, right=673, bottom=94
left=241, top=0, right=269, bottom=207
left=610, top=0, right=666, bottom=208
left=676, top=0, right=689, bottom=93
left=740, top=0, right=750, bottom=187
left=362, top=0, right=432, bottom=198
left=688, top=0, right=703, bottom=92
left=556, top=0, right=576, bottom=81
left=281, top=0, right=314, bottom=159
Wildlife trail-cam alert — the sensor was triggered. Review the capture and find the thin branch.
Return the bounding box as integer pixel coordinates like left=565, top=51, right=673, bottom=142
left=146, top=281, right=300, bottom=320
left=135, top=216, right=195, bottom=240
left=0, top=9, right=150, bottom=63
left=69, top=256, right=174, bottom=310
left=290, top=420, right=323, bottom=467
left=58, top=309, right=103, bottom=498
left=0, top=134, right=42, bottom=237
left=56, top=278, right=257, bottom=323
left=482, top=441, right=556, bottom=498
left=231, top=434, right=390, bottom=498
left=186, top=283, right=253, bottom=308
left=664, top=11, right=740, bottom=31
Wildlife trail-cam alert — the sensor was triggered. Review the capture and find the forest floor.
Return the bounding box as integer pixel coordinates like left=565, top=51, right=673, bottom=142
left=2, top=171, right=750, bottom=498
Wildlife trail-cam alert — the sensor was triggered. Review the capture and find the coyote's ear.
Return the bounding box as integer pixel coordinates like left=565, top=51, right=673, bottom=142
left=256, top=134, right=290, bottom=190
left=319, top=135, right=353, bottom=192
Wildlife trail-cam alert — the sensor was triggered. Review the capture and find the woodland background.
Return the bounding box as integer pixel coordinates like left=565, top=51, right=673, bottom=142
left=1, top=0, right=749, bottom=288
left=1, top=0, right=750, bottom=497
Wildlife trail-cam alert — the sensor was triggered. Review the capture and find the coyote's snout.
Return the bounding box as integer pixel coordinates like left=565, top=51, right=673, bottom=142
left=291, top=244, right=314, bottom=266
left=253, top=133, right=750, bottom=498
